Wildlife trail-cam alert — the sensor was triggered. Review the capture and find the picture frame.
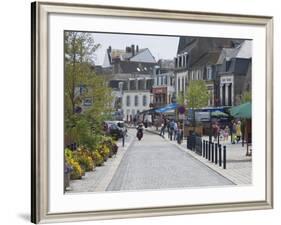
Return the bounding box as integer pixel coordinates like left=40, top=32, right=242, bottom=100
left=31, top=1, right=273, bottom=224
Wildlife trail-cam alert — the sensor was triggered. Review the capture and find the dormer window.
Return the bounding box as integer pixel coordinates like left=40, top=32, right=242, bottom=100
left=207, top=66, right=212, bottom=80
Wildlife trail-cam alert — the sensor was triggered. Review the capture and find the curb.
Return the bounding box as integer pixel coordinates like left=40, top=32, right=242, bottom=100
left=94, top=132, right=135, bottom=191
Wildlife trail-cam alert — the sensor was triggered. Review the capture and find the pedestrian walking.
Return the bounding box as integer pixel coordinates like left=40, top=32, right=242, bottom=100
left=160, top=122, right=166, bottom=137
left=236, top=121, right=242, bottom=143
left=169, top=120, right=174, bottom=140
left=167, top=119, right=170, bottom=136
left=224, top=126, right=230, bottom=142
left=173, top=121, right=178, bottom=141
left=177, top=122, right=183, bottom=144
left=212, top=122, right=219, bottom=142
left=231, top=122, right=237, bottom=144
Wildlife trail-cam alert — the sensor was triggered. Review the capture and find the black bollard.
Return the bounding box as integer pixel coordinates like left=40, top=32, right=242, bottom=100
left=219, top=144, right=222, bottom=167
left=215, top=143, right=218, bottom=164
left=206, top=141, right=208, bottom=159
left=223, top=146, right=226, bottom=169
left=208, top=142, right=209, bottom=161
left=203, top=140, right=205, bottom=157
left=211, top=143, right=214, bottom=163
left=122, top=134, right=125, bottom=147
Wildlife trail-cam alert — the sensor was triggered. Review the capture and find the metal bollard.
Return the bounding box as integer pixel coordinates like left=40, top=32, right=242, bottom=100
left=206, top=141, right=209, bottom=159
left=223, top=146, right=226, bottom=169
left=203, top=140, right=205, bottom=157
left=211, top=143, right=214, bottom=163
left=208, top=141, right=211, bottom=161
left=215, top=143, right=218, bottom=164
left=219, top=144, right=222, bottom=167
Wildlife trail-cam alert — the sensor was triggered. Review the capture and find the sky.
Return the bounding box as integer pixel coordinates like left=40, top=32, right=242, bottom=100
left=89, top=32, right=180, bottom=66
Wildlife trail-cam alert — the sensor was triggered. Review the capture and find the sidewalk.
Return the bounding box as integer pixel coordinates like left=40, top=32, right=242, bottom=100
left=145, top=126, right=252, bottom=185
left=67, top=131, right=135, bottom=193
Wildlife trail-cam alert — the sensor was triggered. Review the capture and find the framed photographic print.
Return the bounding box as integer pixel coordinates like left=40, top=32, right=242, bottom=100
left=31, top=1, right=273, bottom=224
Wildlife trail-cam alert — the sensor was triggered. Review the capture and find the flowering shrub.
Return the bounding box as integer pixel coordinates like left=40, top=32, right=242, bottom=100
left=99, top=136, right=118, bottom=157
left=98, top=144, right=110, bottom=160
left=73, top=148, right=95, bottom=172
left=68, top=158, right=84, bottom=179
left=65, top=148, right=84, bottom=179
left=91, top=150, right=104, bottom=166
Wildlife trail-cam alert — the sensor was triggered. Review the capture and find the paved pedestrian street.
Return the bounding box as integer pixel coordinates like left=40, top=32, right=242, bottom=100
left=106, top=130, right=234, bottom=191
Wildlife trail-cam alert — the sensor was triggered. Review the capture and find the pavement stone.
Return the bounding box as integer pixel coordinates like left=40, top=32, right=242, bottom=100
left=146, top=126, right=252, bottom=185
left=106, top=130, right=234, bottom=191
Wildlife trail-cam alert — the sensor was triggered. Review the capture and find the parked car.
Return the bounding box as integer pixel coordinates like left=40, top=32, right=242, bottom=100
left=104, top=121, right=126, bottom=139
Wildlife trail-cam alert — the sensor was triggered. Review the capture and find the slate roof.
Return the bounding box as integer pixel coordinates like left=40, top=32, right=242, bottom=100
left=216, top=48, right=239, bottom=64
left=109, top=48, right=155, bottom=62
left=118, top=61, right=156, bottom=74
left=236, top=40, right=252, bottom=58
left=220, top=58, right=251, bottom=75
left=191, top=51, right=221, bottom=69
left=177, top=36, right=244, bottom=67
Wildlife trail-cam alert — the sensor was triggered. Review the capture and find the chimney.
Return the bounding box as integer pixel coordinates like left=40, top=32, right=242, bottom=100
left=107, top=46, right=112, bottom=54
left=125, top=46, right=131, bottom=53
left=131, top=44, right=135, bottom=56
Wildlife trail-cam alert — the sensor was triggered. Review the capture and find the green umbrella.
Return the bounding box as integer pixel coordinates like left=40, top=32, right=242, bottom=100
left=229, top=102, right=251, bottom=119
left=211, top=110, right=229, bottom=117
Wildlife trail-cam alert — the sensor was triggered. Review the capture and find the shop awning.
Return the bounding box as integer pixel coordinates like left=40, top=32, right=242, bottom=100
left=155, top=103, right=178, bottom=113
left=229, top=102, right=251, bottom=119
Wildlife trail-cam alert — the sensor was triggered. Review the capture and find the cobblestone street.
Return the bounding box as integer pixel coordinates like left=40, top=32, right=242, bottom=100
left=106, top=129, right=234, bottom=191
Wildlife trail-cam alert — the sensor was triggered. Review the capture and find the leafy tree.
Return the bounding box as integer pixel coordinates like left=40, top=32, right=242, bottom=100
left=176, top=93, right=185, bottom=106
left=184, top=80, right=210, bottom=128
left=241, top=91, right=251, bottom=103
left=64, top=32, right=113, bottom=149
left=64, top=31, right=101, bottom=117
left=186, top=80, right=210, bottom=109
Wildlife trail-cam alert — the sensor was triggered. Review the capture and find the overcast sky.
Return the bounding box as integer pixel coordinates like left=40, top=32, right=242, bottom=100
left=90, top=32, right=179, bottom=66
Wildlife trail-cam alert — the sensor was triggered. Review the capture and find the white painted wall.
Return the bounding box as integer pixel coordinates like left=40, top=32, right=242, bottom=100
left=122, top=91, right=151, bottom=120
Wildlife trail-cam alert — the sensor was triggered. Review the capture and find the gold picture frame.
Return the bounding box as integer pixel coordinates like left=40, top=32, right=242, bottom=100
left=31, top=1, right=273, bottom=223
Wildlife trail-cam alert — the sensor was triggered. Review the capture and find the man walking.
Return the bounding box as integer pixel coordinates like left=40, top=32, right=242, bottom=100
left=173, top=121, right=178, bottom=141
left=169, top=120, right=174, bottom=140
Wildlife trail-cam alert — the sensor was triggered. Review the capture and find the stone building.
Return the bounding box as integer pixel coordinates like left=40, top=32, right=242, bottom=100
left=174, top=37, right=251, bottom=107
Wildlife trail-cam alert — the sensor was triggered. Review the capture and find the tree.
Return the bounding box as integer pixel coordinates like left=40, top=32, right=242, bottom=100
left=186, top=80, right=210, bottom=109
left=185, top=80, right=210, bottom=128
left=241, top=90, right=251, bottom=103
left=64, top=31, right=101, bottom=117
left=64, top=32, right=113, bottom=149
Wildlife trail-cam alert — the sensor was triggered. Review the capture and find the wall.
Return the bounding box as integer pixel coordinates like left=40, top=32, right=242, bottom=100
left=0, top=0, right=280, bottom=225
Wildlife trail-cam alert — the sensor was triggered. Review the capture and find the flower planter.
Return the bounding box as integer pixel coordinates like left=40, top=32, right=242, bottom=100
left=64, top=172, right=70, bottom=191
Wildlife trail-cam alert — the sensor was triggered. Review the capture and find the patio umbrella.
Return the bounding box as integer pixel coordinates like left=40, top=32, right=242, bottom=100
left=229, top=102, right=251, bottom=119
left=211, top=110, right=229, bottom=118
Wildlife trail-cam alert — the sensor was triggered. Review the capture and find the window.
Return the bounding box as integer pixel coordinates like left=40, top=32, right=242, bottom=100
left=179, top=56, right=182, bottom=67
left=135, top=95, right=138, bottom=106
left=185, top=55, right=189, bottom=67
left=126, top=95, right=130, bottom=106
left=207, top=66, right=212, bottom=80
left=130, top=80, right=136, bottom=90
left=164, top=76, right=167, bottom=85
left=143, top=95, right=147, bottom=106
